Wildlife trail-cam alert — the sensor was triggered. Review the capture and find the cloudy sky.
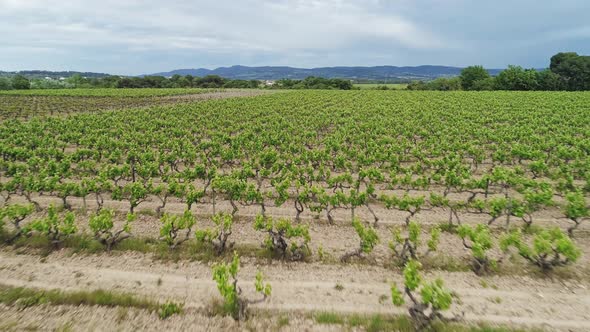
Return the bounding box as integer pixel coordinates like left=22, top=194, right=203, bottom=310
left=1, top=0, right=589, bottom=75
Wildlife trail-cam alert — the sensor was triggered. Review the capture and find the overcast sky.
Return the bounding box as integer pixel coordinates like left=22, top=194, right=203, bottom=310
left=1, top=0, right=589, bottom=75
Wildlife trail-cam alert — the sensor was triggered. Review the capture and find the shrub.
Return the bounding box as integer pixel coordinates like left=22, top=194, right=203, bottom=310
left=500, top=227, right=581, bottom=271
left=195, top=212, right=234, bottom=255
left=457, top=224, right=499, bottom=275
left=563, top=191, right=588, bottom=237
left=381, top=194, right=425, bottom=225
left=212, top=252, right=271, bottom=320
left=390, top=221, right=439, bottom=265
left=390, top=260, right=453, bottom=329
left=159, top=209, right=196, bottom=248
left=254, top=214, right=310, bottom=260
left=341, top=218, right=379, bottom=262
left=0, top=204, right=34, bottom=242
left=158, top=301, right=183, bottom=319
left=89, top=209, right=135, bottom=251
left=26, top=205, right=77, bottom=247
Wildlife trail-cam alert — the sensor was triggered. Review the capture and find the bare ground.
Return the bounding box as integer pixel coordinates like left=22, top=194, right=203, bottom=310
left=1, top=191, right=589, bottom=331
left=0, top=249, right=589, bottom=331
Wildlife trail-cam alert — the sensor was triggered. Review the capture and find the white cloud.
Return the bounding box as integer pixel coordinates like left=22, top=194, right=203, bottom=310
left=0, top=0, right=588, bottom=73
left=0, top=0, right=446, bottom=54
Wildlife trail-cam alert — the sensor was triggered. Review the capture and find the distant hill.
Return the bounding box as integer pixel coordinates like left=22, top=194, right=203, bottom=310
left=0, top=70, right=112, bottom=79
left=146, top=65, right=506, bottom=81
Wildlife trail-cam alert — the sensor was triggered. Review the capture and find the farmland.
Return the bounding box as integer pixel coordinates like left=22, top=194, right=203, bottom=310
left=0, top=89, right=268, bottom=119
left=0, top=90, right=589, bottom=331
left=0, top=88, right=221, bottom=97
left=354, top=83, right=408, bottom=90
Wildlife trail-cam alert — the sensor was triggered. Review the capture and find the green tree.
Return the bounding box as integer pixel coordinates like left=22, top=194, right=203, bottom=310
left=495, top=65, right=539, bottom=90
left=66, top=74, right=87, bottom=88
left=550, top=52, right=590, bottom=90
left=459, top=65, right=490, bottom=90
left=11, top=74, right=30, bottom=90
left=537, top=69, right=562, bottom=90
left=471, top=77, right=496, bottom=91
left=0, top=77, right=12, bottom=90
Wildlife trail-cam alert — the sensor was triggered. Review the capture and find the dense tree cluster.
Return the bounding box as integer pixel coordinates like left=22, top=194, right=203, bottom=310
left=2, top=52, right=588, bottom=91
left=0, top=74, right=353, bottom=91
left=271, top=76, right=353, bottom=90
left=409, top=52, right=590, bottom=91
left=115, top=75, right=260, bottom=89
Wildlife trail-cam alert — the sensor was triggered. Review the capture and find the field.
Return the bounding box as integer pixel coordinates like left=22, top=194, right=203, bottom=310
left=0, top=90, right=589, bottom=331
left=0, top=89, right=268, bottom=119
left=354, top=83, right=408, bottom=90
left=0, top=88, right=224, bottom=97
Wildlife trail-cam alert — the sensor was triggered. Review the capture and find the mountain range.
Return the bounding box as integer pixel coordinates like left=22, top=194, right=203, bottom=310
left=0, top=70, right=111, bottom=79
left=2, top=66, right=517, bottom=81
left=146, top=65, right=505, bottom=81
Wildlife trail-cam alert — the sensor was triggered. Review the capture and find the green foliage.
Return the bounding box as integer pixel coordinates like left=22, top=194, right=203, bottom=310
left=390, top=221, right=439, bottom=264
left=550, top=52, right=590, bottom=91
left=0, top=285, right=174, bottom=313
left=122, top=181, right=150, bottom=213
left=403, top=260, right=422, bottom=291
left=390, top=260, right=453, bottom=328
left=212, top=252, right=271, bottom=320
left=341, top=218, right=380, bottom=262
left=254, top=214, right=310, bottom=260
left=315, top=312, right=345, bottom=325
left=495, top=65, right=540, bottom=91
left=26, top=205, right=76, bottom=245
left=89, top=209, right=134, bottom=250
left=273, top=76, right=353, bottom=90
left=407, top=77, right=462, bottom=91
left=381, top=194, right=425, bottom=224
left=458, top=224, right=498, bottom=274
left=458, top=225, right=492, bottom=260
left=0, top=77, right=12, bottom=90
left=390, top=285, right=405, bottom=306
left=195, top=212, right=234, bottom=255
left=159, top=209, right=196, bottom=248
left=353, top=218, right=379, bottom=254
left=255, top=271, right=272, bottom=297
left=563, top=191, right=588, bottom=236
left=11, top=75, right=30, bottom=90
left=500, top=228, right=581, bottom=271
left=212, top=252, right=240, bottom=317
left=0, top=204, right=34, bottom=238
left=420, top=279, right=453, bottom=311
left=158, top=301, right=183, bottom=319
left=460, top=66, right=491, bottom=90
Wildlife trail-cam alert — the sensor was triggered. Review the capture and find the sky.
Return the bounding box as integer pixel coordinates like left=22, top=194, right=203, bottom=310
left=1, top=0, right=589, bottom=75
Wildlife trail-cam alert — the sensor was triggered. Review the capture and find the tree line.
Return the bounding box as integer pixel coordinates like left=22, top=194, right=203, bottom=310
left=1, top=52, right=588, bottom=91
left=0, top=74, right=353, bottom=91
left=408, top=52, right=590, bottom=91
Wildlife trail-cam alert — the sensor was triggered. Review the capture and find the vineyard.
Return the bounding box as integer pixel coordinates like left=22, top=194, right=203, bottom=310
left=0, top=89, right=268, bottom=119
left=0, top=88, right=224, bottom=97
left=0, top=90, right=589, bottom=331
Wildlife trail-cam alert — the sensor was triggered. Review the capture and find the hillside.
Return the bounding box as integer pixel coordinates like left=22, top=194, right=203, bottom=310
left=147, top=65, right=505, bottom=80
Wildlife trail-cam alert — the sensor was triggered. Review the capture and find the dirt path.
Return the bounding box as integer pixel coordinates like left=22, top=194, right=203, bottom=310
left=0, top=250, right=588, bottom=331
